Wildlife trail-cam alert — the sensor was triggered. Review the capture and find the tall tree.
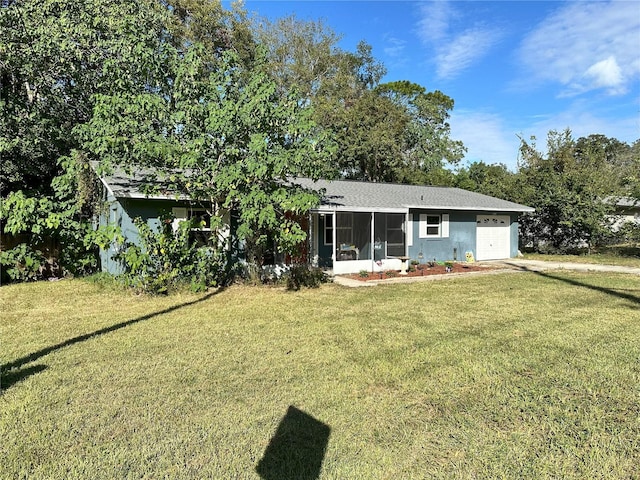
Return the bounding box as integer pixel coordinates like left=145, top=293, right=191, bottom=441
left=515, top=129, right=621, bottom=252
left=255, top=17, right=465, bottom=184
left=575, top=134, right=640, bottom=200
left=454, top=161, right=517, bottom=199
left=378, top=82, right=466, bottom=184
left=0, top=0, right=176, bottom=281
left=0, top=0, right=171, bottom=195
left=83, top=46, right=335, bottom=271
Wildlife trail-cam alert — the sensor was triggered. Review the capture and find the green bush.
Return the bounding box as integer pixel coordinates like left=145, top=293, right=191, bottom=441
left=0, top=156, right=106, bottom=283
left=113, top=213, right=226, bottom=295
left=0, top=243, right=47, bottom=282
left=285, top=265, right=330, bottom=291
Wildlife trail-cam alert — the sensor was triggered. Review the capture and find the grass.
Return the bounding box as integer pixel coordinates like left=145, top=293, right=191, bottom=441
left=522, top=244, right=640, bottom=268
left=1, top=271, right=640, bottom=479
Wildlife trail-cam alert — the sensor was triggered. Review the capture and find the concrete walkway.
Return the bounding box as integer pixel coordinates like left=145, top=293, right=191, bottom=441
left=332, top=259, right=640, bottom=288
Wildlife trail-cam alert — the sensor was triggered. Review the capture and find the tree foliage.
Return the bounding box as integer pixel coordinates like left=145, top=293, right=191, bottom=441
left=255, top=16, right=465, bottom=183
left=0, top=0, right=170, bottom=195
left=83, top=45, right=335, bottom=274
left=515, top=130, right=623, bottom=252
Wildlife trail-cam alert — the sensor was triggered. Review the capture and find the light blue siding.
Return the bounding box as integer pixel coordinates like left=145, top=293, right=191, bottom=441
left=408, top=210, right=520, bottom=263
left=99, top=196, right=186, bottom=274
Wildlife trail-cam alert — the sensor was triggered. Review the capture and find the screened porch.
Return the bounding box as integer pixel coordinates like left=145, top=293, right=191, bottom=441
left=313, top=211, right=409, bottom=275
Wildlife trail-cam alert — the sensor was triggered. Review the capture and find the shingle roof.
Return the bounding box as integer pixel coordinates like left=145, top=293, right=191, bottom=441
left=96, top=164, right=533, bottom=213
left=96, top=166, right=184, bottom=200
left=291, top=178, right=534, bottom=213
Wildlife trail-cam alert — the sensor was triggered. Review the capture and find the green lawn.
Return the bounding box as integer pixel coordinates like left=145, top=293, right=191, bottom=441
left=2, top=272, right=639, bottom=479
left=522, top=245, right=640, bottom=268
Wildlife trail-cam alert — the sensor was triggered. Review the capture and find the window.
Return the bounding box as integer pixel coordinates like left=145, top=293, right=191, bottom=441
left=323, top=215, right=333, bottom=245
left=187, top=208, right=212, bottom=247
left=419, top=213, right=449, bottom=238
left=172, top=206, right=213, bottom=247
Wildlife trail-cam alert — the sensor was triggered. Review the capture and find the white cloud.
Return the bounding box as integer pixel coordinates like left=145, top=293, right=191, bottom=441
left=416, top=1, right=502, bottom=80
left=451, top=103, right=640, bottom=172
left=450, top=111, right=521, bottom=170
left=522, top=104, right=640, bottom=148
left=383, top=35, right=407, bottom=60
left=584, top=56, right=624, bottom=94
left=416, top=1, right=453, bottom=43
left=517, top=1, right=640, bottom=96
left=436, top=28, right=498, bottom=80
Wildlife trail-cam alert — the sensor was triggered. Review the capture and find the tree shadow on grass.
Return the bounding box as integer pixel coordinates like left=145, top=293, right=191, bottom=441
left=0, top=289, right=221, bottom=393
left=1, top=364, right=48, bottom=392
left=503, top=262, right=640, bottom=307
left=256, top=405, right=331, bottom=480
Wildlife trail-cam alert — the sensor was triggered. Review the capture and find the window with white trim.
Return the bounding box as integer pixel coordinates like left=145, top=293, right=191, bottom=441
left=419, top=213, right=449, bottom=238
left=172, top=206, right=213, bottom=247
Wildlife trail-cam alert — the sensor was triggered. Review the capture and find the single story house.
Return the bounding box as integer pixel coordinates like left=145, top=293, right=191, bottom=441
left=95, top=169, right=534, bottom=275
left=292, top=178, right=533, bottom=274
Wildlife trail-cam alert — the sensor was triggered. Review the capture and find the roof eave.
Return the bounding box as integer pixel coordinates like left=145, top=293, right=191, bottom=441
left=404, top=205, right=535, bottom=213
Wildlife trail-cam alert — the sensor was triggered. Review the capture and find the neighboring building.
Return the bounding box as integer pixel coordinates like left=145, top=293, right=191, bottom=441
left=96, top=170, right=534, bottom=275
left=611, top=197, right=640, bottom=232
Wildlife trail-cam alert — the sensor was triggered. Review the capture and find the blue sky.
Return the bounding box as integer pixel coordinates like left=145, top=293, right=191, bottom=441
left=238, top=0, right=640, bottom=171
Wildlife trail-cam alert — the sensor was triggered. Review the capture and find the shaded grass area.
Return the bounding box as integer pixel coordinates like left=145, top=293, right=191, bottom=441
left=523, top=244, right=640, bottom=268
left=1, top=273, right=640, bottom=478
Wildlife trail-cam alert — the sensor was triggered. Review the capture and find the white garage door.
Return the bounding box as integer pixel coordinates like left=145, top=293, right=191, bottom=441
left=476, top=215, right=511, bottom=260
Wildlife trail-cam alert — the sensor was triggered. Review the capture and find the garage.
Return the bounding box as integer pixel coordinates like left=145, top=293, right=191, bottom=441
left=476, top=215, right=511, bottom=260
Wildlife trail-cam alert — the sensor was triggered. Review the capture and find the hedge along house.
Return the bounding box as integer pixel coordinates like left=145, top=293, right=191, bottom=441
left=290, top=178, right=534, bottom=275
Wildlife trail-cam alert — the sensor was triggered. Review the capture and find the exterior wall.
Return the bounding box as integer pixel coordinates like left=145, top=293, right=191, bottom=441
left=99, top=196, right=190, bottom=275
left=311, top=209, right=522, bottom=273
left=408, top=210, right=474, bottom=263
left=408, top=210, right=520, bottom=263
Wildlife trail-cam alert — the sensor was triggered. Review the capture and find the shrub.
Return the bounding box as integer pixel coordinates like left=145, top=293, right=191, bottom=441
left=113, top=213, right=226, bottom=295
left=358, top=269, right=370, bottom=278
left=0, top=243, right=48, bottom=282
left=285, top=265, right=330, bottom=291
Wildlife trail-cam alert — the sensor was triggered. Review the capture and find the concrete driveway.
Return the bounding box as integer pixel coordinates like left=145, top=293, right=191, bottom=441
left=488, top=259, right=640, bottom=275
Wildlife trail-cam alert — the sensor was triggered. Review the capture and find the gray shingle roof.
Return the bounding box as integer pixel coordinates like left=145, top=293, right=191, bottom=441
left=291, top=178, right=534, bottom=213
left=96, top=166, right=184, bottom=200
left=96, top=164, right=533, bottom=213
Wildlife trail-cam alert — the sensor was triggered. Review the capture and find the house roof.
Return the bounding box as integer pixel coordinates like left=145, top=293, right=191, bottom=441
left=615, top=197, right=640, bottom=208
left=96, top=166, right=185, bottom=200
left=291, top=178, right=534, bottom=213
left=96, top=165, right=533, bottom=213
